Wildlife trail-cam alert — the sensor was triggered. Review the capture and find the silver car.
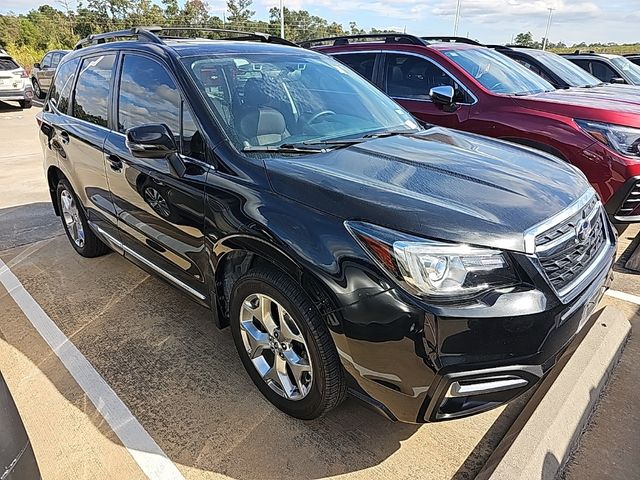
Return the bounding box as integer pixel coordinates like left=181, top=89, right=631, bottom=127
left=31, top=50, right=70, bottom=99
left=0, top=51, right=33, bottom=109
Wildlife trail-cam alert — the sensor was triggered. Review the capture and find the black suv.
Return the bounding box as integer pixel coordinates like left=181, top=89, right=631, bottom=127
left=37, top=27, right=616, bottom=423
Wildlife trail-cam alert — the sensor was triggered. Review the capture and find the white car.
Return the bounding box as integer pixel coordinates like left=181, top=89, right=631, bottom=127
left=0, top=51, right=33, bottom=109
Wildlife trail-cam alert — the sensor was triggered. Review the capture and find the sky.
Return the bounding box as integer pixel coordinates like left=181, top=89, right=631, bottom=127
left=1, top=0, right=637, bottom=45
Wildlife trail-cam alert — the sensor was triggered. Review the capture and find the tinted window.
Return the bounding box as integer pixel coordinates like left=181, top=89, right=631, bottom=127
left=118, top=55, right=204, bottom=160
left=51, top=53, right=62, bottom=68
left=72, top=55, right=114, bottom=127
left=570, top=59, right=591, bottom=71
left=49, top=57, right=79, bottom=113
left=118, top=55, right=181, bottom=135
left=0, top=57, right=19, bottom=70
left=41, top=54, right=52, bottom=68
left=336, top=53, right=376, bottom=81
left=385, top=53, right=464, bottom=101
left=590, top=60, right=619, bottom=82
left=610, top=57, right=640, bottom=84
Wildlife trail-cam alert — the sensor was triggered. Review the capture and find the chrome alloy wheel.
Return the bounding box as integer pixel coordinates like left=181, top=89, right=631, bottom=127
left=60, top=189, right=85, bottom=248
left=239, top=293, right=313, bottom=400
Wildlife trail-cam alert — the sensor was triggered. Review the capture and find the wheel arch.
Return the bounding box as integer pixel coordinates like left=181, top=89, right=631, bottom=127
left=499, top=136, right=569, bottom=162
left=46, top=165, right=65, bottom=216
left=212, top=235, right=339, bottom=330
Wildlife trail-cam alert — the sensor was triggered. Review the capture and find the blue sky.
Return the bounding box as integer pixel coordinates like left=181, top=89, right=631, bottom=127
left=2, top=0, right=636, bottom=45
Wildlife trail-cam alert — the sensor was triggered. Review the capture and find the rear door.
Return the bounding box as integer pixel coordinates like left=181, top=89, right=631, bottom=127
left=380, top=52, right=473, bottom=129
left=104, top=53, right=209, bottom=301
left=60, top=54, right=119, bottom=240
left=38, top=53, right=57, bottom=90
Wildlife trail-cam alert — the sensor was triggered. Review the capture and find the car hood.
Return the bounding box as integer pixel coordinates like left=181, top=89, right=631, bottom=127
left=265, top=127, right=590, bottom=253
left=514, top=88, right=640, bottom=127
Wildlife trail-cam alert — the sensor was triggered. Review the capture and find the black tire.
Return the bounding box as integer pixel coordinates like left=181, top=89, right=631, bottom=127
left=229, top=267, right=346, bottom=420
left=32, top=78, right=43, bottom=99
left=56, top=179, right=110, bottom=258
left=19, top=100, right=31, bottom=109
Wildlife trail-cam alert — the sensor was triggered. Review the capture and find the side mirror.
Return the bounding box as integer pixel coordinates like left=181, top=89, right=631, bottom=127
left=33, top=62, right=40, bottom=69
left=126, top=124, right=178, bottom=158
left=430, top=85, right=456, bottom=104
left=610, top=77, right=626, bottom=84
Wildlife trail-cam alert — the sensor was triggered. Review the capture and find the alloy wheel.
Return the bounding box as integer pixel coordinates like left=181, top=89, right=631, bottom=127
left=60, top=189, right=85, bottom=248
left=239, top=293, right=313, bottom=401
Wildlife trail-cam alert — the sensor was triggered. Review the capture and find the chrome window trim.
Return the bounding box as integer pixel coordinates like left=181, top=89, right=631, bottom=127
left=95, top=225, right=207, bottom=300
left=331, top=49, right=478, bottom=106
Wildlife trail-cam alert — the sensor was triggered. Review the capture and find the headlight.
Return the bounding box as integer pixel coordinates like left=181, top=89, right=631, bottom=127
left=575, top=119, right=640, bottom=157
left=346, top=221, right=518, bottom=299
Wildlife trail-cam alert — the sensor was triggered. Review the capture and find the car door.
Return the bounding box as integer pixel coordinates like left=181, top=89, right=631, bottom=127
left=380, top=52, right=472, bottom=129
left=56, top=53, right=120, bottom=241
left=590, top=60, right=625, bottom=84
left=39, top=53, right=58, bottom=90
left=104, top=52, right=209, bottom=300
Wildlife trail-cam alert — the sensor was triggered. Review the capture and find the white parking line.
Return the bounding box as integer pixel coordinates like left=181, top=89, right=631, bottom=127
left=605, top=289, right=640, bottom=306
left=0, top=258, right=185, bottom=480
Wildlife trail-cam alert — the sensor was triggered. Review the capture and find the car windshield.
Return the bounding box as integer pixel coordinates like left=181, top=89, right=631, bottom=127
left=532, top=51, right=601, bottom=87
left=610, top=56, right=640, bottom=84
left=443, top=47, right=555, bottom=95
left=181, top=52, right=420, bottom=152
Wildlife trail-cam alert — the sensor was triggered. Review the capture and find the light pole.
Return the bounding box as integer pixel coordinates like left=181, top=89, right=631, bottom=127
left=280, top=0, right=285, bottom=39
left=453, top=0, right=461, bottom=35
left=542, top=7, right=554, bottom=50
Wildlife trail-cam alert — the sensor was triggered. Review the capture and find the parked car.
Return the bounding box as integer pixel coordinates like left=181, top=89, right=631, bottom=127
left=31, top=50, right=70, bottom=99
left=561, top=51, right=640, bottom=85
left=38, top=27, right=616, bottom=423
left=624, top=54, right=640, bottom=67
left=0, top=51, right=33, bottom=109
left=0, top=372, right=41, bottom=479
left=310, top=34, right=640, bottom=226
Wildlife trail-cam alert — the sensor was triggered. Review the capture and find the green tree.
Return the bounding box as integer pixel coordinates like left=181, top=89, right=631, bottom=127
left=227, top=0, right=254, bottom=27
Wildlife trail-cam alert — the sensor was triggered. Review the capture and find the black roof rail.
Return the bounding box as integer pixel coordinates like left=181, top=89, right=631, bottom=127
left=74, top=26, right=297, bottom=50
left=421, top=36, right=481, bottom=46
left=154, top=27, right=298, bottom=47
left=75, top=27, right=164, bottom=49
left=300, top=33, right=427, bottom=49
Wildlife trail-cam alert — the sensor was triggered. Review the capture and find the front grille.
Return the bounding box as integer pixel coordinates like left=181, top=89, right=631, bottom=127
left=616, top=181, right=640, bottom=217
left=535, top=195, right=608, bottom=294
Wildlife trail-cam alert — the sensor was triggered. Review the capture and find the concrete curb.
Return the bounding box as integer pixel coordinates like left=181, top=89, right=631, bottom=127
left=477, top=305, right=631, bottom=480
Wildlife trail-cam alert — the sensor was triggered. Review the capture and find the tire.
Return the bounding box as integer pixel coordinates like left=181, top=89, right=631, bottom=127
left=32, top=78, right=43, bottom=99
left=19, top=100, right=31, bottom=109
left=229, top=267, right=346, bottom=420
left=56, top=179, right=110, bottom=258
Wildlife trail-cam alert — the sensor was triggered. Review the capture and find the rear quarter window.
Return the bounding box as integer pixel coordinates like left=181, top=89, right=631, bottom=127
left=49, top=58, right=80, bottom=113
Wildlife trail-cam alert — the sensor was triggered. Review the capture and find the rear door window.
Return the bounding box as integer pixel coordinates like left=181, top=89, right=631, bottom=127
left=72, top=55, right=115, bottom=128
left=335, top=53, right=377, bottom=82
left=49, top=57, right=80, bottom=113
left=51, top=53, right=63, bottom=68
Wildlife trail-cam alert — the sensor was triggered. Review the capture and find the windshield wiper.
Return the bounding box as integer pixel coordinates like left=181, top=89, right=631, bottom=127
left=242, top=144, right=329, bottom=154
left=303, top=130, right=418, bottom=146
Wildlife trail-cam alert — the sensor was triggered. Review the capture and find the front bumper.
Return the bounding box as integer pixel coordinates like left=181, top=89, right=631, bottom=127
left=336, top=240, right=615, bottom=423
left=605, top=175, right=640, bottom=223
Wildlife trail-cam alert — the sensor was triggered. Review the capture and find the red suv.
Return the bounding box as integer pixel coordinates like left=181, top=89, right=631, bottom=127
left=308, top=35, right=640, bottom=226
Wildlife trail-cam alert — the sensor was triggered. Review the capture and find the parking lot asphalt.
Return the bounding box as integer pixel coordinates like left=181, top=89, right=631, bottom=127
left=0, top=101, right=637, bottom=480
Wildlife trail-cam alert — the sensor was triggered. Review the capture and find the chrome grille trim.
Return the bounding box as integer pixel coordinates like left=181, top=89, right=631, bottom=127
left=525, top=189, right=613, bottom=303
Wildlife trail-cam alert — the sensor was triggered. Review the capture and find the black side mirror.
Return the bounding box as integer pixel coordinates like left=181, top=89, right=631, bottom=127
left=126, top=124, right=178, bottom=158
left=33, top=62, right=40, bottom=69
left=610, top=77, right=626, bottom=84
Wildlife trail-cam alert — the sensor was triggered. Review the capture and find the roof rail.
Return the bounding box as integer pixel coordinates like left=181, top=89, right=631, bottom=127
left=75, top=27, right=164, bottom=49
left=421, top=36, right=481, bottom=46
left=300, top=33, right=427, bottom=49
left=74, top=26, right=297, bottom=50
left=155, top=27, right=298, bottom=47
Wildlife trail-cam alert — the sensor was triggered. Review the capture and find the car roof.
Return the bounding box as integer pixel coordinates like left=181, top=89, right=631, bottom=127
left=562, top=52, right=619, bottom=59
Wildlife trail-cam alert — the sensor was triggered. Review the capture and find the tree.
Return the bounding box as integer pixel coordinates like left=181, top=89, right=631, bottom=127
left=227, top=0, right=254, bottom=27
left=513, top=31, right=534, bottom=47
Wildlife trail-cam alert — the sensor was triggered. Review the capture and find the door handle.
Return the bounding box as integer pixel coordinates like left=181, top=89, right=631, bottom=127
left=106, top=153, right=123, bottom=171
left=59, top=131, right=70, bottom=144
